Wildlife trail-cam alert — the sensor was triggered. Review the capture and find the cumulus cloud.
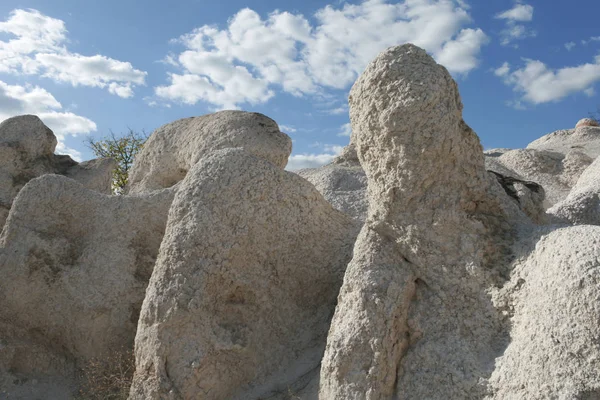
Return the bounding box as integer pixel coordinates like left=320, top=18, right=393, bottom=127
left=0, top=80, right=96, bottom=160
left=495, top=4, right=533, bottom=22
left=337, top=122, right=352, bottom=137
left=495, top=2, right=536, bottom=46
left=286, top=141, right=344, bottom=170
left=496, top=56, right=600, bottom=105
left=156, top=0, right=488, bottom=109
left=0, top=9, right=146, bottom=97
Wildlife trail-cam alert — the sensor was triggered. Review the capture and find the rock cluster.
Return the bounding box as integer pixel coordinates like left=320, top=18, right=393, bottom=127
left=0, top=115, right=115, bottom=230
left=2, top=43, right=600, bottom=400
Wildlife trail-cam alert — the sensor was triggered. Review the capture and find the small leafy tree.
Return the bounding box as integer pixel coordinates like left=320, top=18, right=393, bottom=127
left=86, top=129, right=147, bottom=195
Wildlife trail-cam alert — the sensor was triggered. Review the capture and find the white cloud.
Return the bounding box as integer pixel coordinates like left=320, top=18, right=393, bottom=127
left=156, top=0, right=488, bottom=108
left=337, top=122, right=352, bottom=137
left=495, top=2, right=535, bottom=46
left=279, top=124, right=297, bottom=133
left=497, top=57, right=600, bottom=105
left=494, top=62, right=510, bottom=77
left=0, top=80, right=96, bottom=160
left=286, top=141, right=344, bottom=170
left=495, top=4, right=533, bottom=22
left=565, top=42, right=576, bottom=51
left=0, top=9, right=146, bottom=97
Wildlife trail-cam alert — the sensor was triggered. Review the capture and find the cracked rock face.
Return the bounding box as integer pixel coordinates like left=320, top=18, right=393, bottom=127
left=319, top=44, right=516, bottom=400
left=0, top=115, right=115, bottom=230
left=127, top=111, right=292, bottom=194
left=130, top=148, right=358, bottom=400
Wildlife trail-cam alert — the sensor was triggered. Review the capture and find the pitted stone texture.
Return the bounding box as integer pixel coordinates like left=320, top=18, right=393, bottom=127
left=130, top=148, right=357, bottom=400
left=548, top=156, right=600, bottom=225
left=575, top=118, right=599, bottom=129
left=0, top=175, right=173, bottom=368
left=0, top=115, right=115, bottom=230
left=127, top=111, right=292, bottom=194
left=320, top=44, right=515, bottom=400
left=488, top=225, right=600, bottom=399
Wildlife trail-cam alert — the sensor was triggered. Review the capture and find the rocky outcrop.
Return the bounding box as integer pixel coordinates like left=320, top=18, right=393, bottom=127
left=0, top=175, right=173, bottom=392
left=488, top=225, right=600, bottom=399
left=297, top=143, right=368, bottom=221
left=575, top=117, right=599, bottom=128
left=548, top=156, right=600, bottom=225
left=0, top=115, right=115, bottom=229
left=130, top=148, right=358, bottom=399
left=127, top=111, right=292, bottom=194
left=319, top=44, right=519, bottom=399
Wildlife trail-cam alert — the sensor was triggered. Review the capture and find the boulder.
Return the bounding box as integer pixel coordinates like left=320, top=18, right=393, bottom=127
left=0, top=115, right=115, bottom=229
left=487, top=225, right=600, bottom=399
left=320, top=44, right=519, bottom=399
left=130, top=148, right=358, bottom=400
left=575, top=117, right=599, bottom=129
left=0, top=175, right=173, bottom=374
left=127, top=111, right=292, bottom=194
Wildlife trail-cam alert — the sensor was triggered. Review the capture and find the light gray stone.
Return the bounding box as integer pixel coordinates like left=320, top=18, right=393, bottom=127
left=130, top=148, right=358, bottom=400
left=0, top=115, right=115, bottom=230
left=127, top=111, right=292, bottom=194
left=0, top=175, right=173, bottom=373
left=487, top=225, right=600, bottom=399
left=320, top=44, right=519, bottom=400
left=547, top=156, right=600, bottom=225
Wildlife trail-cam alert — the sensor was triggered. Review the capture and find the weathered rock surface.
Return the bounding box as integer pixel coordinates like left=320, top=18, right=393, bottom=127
left=548, top=156, right=600, bottom=225
left=485, top=147, right=592, bottom=207
left=130, top=148, right=358, bottom=400
left=575, top=117, right=599, bottom=129
left=127, top=111, right=292, bottom=194
left=0, top=175, right=173, bottom=382
left=297, top=143, right=368, bottom=221
left=488, top=225, right=600, bottom=399
left=0, top=115, right=115, bottom=229
left=320, top=44, right=519, bottom=399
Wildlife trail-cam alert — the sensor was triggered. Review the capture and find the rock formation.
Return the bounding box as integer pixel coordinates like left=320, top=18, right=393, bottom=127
left=0, top=115, right=115, bottom=229
left=127, top=111, right=292, bottom=194
left=548, top=155, right=600, bottom=225
left=1, top=43, right=600, bottom=400
left=129, top=148, right=358, bottom=399
left=0, top=175, right=174, bottom=396
left=575, top=117, right=599, bottom=128
left=297, top=143, right=368, bottom=221
left=487, top=225, right=600, bottom=399
left=319, top=44, right=521, bottom=399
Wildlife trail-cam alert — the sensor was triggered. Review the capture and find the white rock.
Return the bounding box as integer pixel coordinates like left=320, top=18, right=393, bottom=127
left=488, top=225, right=600, bottom=399
left=0, top=175, right=173, bottom=369
left=575, top=117, right=599, bottom=129
left=127, top=111, right=292, bottom=194
left=0, top=115, right=115, bottom=230
left=297, top=144, right=368, bottom=221
left=547, top=156, right=600, bottom=225
left=130, top=148, right=358, bottom=399
left=320, top=44, right=520, bottom=400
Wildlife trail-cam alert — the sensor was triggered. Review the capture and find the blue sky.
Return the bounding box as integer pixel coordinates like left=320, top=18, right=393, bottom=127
left=0, top=0, right=599, bottom=169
